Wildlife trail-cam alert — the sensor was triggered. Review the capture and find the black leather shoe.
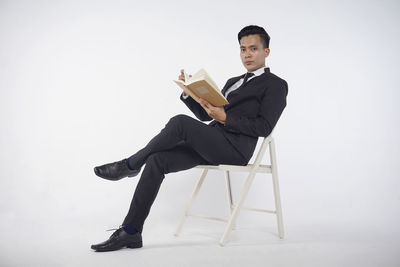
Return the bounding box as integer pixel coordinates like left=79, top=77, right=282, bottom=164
left=94, top=159, right=141, bottom=181
left=91, top=227, right=143, bottom=252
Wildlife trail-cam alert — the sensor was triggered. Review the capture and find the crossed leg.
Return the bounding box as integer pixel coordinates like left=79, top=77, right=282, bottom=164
left=122, top=114, right=247, bottom=232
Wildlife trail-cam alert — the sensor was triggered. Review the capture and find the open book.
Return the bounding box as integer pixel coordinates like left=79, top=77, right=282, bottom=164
left=173, top=69, right=229, bottom=107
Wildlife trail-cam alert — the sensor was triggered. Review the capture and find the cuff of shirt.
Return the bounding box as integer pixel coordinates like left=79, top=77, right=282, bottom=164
left=181, top=92, right=189, bottom=99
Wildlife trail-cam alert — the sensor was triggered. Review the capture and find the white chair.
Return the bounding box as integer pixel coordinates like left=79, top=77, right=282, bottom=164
left=174, top=134, right=284, bottom=246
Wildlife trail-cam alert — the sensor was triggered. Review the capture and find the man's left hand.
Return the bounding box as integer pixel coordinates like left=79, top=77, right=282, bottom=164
left=199, top=98, right=227, bottom=124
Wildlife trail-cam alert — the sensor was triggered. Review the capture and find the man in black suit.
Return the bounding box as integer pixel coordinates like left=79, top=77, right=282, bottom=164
left=91, top=25, right=288, bottom=252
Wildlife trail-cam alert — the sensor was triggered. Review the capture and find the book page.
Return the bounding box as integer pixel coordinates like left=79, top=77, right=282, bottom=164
left=199, top=69, right=219, bottom=90
left=187, top=69, right=219, bottom=91
left=189, top=69, right=207, bottom=81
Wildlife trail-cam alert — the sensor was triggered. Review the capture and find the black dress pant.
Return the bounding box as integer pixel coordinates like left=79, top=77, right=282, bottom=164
left=122, top=114, right=247, bottom=233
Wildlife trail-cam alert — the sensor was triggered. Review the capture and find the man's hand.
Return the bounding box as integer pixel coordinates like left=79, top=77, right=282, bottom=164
left=178, top=69, right=192, bottom=97
left=199, top=98, right=227, bottom=124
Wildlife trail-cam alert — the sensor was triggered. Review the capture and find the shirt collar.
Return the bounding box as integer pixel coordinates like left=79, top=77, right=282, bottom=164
left=246, top=66, right=267, bottom=78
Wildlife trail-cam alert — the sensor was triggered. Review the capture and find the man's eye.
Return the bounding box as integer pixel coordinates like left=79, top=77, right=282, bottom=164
left=252, top=47, right=257, bottom=51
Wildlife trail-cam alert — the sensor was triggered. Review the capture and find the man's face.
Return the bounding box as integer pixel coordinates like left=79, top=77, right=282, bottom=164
left=240, top=34, right=270, bottom=72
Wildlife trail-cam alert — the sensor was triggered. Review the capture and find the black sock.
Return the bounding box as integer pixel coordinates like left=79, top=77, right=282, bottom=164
left=122, top=224, right=138, bottom=235
left=125, top=158, right=135, bottom=170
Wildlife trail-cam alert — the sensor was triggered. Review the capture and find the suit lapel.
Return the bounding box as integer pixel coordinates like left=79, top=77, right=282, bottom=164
left=224, top=72, right=268, bottom=111
left=222, top=68, right=270, bottom=96
left=227, top=75, right=257, bottom=99
left=221, top=75, right=245, bottom=96
left=228, top=68, right=270, bottom=99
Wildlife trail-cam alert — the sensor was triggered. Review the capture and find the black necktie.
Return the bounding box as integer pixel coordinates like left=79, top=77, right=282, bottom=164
left=242, top=72, right=255, bottom=85
left=224, top=72, right=255, bottom=98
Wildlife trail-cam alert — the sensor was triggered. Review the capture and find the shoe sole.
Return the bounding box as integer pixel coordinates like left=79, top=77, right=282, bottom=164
left=127, top=170, right=140, bottom=178
left=126, top=241, right=143, bottom=248
left=93, top=241, right=143, bottom=252
left=94, top=168, right=140, bottom=180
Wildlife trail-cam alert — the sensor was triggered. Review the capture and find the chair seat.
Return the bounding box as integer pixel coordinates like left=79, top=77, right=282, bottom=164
left=195, top=164, right=272, bottom=173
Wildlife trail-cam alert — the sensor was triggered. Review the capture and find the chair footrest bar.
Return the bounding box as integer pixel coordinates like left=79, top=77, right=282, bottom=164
left=239, top=206, right=276, bottom=214
left=188, top=213, right=228, bottom=222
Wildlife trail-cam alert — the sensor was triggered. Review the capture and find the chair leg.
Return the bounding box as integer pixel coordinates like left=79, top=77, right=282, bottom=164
left=270, top=139, right=284, bottom=239
left=219, top=170, right=257, bottom=246
left=224, top=170, right=236, bottom=230
left=174, top=168, right=208, bottom=236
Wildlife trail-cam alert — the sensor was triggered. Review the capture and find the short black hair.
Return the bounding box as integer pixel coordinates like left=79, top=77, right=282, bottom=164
left=238, top=25, right=270, bottom=48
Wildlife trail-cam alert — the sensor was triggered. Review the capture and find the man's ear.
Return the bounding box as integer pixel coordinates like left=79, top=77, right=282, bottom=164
left=264, top=48, right=270, bottom=58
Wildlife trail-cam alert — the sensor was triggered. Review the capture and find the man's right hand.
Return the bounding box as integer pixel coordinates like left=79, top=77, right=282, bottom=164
left=179, top=69, right=192, bottom=97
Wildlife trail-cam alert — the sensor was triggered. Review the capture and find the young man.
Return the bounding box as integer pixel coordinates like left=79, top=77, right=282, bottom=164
left=91, top=25, right=288, bottom=252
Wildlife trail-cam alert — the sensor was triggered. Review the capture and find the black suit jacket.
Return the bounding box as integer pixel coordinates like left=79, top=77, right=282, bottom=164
left=180, top=67, right=288, bottom=163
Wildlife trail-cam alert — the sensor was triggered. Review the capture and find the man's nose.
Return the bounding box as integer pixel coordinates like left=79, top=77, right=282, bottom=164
left=244, top=51, right=251, bottom=58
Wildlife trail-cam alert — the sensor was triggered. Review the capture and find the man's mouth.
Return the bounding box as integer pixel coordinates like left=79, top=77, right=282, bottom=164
left=245, top=61, right=253, bottom=65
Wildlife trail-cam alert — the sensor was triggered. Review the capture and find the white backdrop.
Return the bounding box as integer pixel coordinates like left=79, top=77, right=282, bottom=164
left=1, top=0, right=399, bottom=266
